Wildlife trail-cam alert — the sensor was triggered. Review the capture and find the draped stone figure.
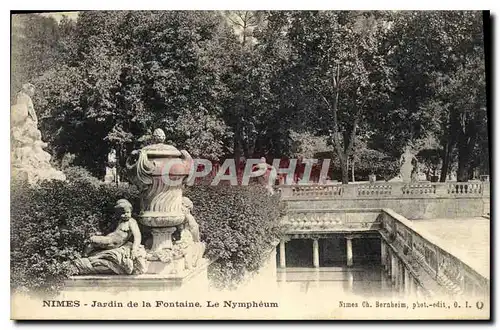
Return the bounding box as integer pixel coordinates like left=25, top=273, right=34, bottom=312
left=11, top=83, right=65, bottom=184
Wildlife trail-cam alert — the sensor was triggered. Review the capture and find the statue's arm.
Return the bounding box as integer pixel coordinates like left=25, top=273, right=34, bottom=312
left=186, top=214, right=201, bottom=243
left=130, top=218, right=142, bottom=251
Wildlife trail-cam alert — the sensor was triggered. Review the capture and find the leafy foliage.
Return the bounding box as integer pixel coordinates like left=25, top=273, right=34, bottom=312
left=185, top=184, right=283, bottom=289
left=13, top=10, right=488, bottom=183
left=376, top=11, right=487, bottom=181
left=10, top=175, right=138, bottom=294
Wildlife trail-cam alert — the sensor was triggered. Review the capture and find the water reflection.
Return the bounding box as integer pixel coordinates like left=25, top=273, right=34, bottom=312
left=277, top=265, right=394, bottom=298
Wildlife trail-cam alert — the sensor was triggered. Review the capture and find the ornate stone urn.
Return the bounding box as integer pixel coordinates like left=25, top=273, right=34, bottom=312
left=126, top=129, right=193, bottom=266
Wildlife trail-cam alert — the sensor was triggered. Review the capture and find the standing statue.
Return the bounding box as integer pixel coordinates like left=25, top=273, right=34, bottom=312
left=71, top=199, right=147, bottom=275
left=104, top=148, right=120, bottom=184
left=253, top=157, right=277, bottom=195
left=399, top=146, right=418, bottom=183
left=11, top=83, right=65, bottom=184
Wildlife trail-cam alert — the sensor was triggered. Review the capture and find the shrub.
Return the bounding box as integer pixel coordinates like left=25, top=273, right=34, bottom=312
left=185, top=184, right=284, bottom=290
left=10, top=176, right=139, bottom=294
left=61, top=165, right=102, bottom=187
left=11, top=173, right=283, bottom=293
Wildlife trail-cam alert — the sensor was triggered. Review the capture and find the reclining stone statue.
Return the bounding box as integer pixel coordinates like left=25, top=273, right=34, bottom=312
left=70, top=199, right=147, bottom=275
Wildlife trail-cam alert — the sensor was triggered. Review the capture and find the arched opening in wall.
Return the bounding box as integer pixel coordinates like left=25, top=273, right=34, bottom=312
left=319, top=235, right=347, bottom=267
left=284, top=239, right=313, bottom=267
left=352, top=237, right=381, bottom=265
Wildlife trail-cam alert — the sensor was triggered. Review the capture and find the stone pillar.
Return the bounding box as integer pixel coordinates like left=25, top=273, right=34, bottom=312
left=395, top=260, right=400, bottom=291
left=399, top=262, right=405, bottom=293
left=279, top=239, right=286, bottom=268
left=312, top=238, right=320, bottom=268
left=401, top=265, right=405, bottom=293
left=391, top=254, right=398, bottom=286
left=381, top=241, right=386, bottom=269
left=346, top=237, right=353, bottom=267
left=404, top=267, right=411, bottom=296
left=387, top=250, right=392, bottom=277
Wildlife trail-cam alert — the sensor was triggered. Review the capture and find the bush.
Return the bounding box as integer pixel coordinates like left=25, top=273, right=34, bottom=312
left=62, top=165, right=102, bottom=186
left=11, top=172, right=283, bottom=293
left=10, top=176, right=139, bottom=294
left=185, top=184, right=284, bottom=290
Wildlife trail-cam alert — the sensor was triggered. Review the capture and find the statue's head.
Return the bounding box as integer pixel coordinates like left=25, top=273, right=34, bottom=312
left=110, top=148, right=116, bottom=155
left=152, top=128, right=166, bottom=144
left=114, top=199, right=133, bottom=220
left=182, top=197, right=193, bottom=210
left=22, top=83, right=35, bottom=97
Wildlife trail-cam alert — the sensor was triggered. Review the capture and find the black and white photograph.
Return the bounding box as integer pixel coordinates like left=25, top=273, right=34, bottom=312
left=9, top=9, right=491, bottom=320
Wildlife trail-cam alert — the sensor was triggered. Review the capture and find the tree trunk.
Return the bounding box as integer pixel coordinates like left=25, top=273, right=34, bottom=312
left=468, top=165, right=476, bottom=180
left=340, top=155, right=349, bottom=184
left=456, top=155, right=469, bottom=182
left=439, top=138, right=454, bottom=182
left=456, top=136, right=471, bottom=182
left=351, top=157, right=355, bottom=182
left=456, top=124, right=479, bottom=182
left=234, top=129, right=242, bottom=172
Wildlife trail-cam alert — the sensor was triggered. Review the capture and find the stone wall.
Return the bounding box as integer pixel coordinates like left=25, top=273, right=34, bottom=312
left=285, top=197, right=486, bottom=220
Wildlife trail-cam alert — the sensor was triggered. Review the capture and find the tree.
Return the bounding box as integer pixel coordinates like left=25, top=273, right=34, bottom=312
left=430, top=49, right=487, bottom=181
left=224, top=11, right=265, bottom=48
left=276, top=11, right=393, bottom=183
left=11, top=13, right=74, bottom=102
left=378, top=11, right=486, bottom=182
left=32, top=11, right=238, bottom=175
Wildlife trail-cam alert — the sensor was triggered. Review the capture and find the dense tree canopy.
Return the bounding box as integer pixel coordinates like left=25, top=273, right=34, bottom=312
left=12, top=11, right=489, bottom=182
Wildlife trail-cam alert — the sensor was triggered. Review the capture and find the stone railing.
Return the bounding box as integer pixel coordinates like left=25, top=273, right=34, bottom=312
left=279, top=182, right=489, bottom=199
left=282, top=208, right=382, bottom=233
left=379, top=209, right=489, bottom=298
left=279, top=182, right=489, bottom=219
left=285, top=184, right=344, bottom=197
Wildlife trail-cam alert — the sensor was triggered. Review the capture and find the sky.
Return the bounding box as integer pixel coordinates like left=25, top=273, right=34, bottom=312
left=39, top=11, right=79, bottom=22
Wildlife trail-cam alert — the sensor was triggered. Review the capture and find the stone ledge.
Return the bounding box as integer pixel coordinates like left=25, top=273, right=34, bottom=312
left=65, top=258, right=212, bottom=291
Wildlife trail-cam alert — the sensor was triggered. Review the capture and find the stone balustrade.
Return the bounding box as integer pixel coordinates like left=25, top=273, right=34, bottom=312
left=279, top=182, right=489, bottom=199
left=282, top=208, right=382, bottom=233
left=379, top=209, right=489, bottom=299
left=278, top=182, right=490, bottom=219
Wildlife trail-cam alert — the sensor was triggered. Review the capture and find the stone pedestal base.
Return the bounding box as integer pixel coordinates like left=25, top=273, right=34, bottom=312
left=65, top=258, right=211, bottom=292
left=146, top=258, right=185, bottom=275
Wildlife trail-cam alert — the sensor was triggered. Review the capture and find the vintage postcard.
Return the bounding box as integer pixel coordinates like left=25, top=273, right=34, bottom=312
left=10, top=10, right=490, bottom=320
